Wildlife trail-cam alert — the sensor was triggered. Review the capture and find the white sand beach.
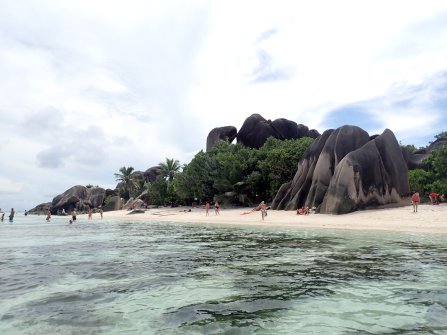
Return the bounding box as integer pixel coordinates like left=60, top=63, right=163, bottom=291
left=80, top=203, right=447, bottom=234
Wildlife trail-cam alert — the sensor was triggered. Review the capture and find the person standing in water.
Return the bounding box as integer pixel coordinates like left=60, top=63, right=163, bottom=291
left=72, top=209, right=77, bottom=222
left=9, top=208, right=15, bottom=222
left=46, top=209, right=51, bottom=222
left=0, top=208, right=4, bottom=222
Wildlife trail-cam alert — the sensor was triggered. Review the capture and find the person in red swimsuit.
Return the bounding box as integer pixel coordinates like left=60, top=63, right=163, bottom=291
left=411, top=192, right=420, bottom=212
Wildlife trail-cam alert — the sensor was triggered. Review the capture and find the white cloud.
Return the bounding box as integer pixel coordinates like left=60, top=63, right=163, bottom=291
left=1, top=0, right=447, bottom=209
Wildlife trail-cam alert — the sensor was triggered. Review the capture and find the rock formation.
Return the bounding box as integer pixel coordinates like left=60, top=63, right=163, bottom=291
left=205, top=114, right=319, bottom=150
left=406, top=137, right=447, bottom=170
left=237, top=114, right=319, bottom=149
left=144, top=166, right=163, bottom=183
left=27, top=202, right=51, bottom=215
left=272, top=126, right=410, bottom=214
left=206, top=126, right=238, bottom=151
left=49, top=185, right=106, bottom=214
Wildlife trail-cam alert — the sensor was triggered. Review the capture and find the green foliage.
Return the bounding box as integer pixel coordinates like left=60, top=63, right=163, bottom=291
left=173, top=137, right=314, bottom=205
left=132, top=179, right=148, bottom=198
left=211, top=141, right=258, bottom=194
left=257, top=137, right=314, bottom=197
left=423, top=144, right=447, bottom=196
left=148, top=179, right=168, bottom=206
left=172, top=151, right=214, bottom=202
left=425, top=144, right=447, bottom=177
left=408, top=169, right=430, bottom=194
left=114, top=166, right=137, bottom=200
left=401, top=144, right=417, bottom=155
left=158, top=158, right=181, bottom=182
left=86, top=184, right=94, bottom=189
left=104, top=195, right=114, bottom=206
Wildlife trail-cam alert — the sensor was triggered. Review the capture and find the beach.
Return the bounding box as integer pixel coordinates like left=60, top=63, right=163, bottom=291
left=82, top=203, right=447, bottom=234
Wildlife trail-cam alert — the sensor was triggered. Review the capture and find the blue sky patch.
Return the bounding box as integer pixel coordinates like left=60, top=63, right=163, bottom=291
left=322, top=105, right=382, bottom=134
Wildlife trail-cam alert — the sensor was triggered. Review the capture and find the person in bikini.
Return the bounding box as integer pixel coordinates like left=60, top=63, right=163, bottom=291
left=411, top=192, right=420, bottom=212
left=214, top=200, right=220, bottom=215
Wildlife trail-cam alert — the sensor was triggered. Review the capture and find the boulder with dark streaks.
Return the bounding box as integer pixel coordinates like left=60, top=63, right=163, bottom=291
left=272, top=126, right=410, bottom=214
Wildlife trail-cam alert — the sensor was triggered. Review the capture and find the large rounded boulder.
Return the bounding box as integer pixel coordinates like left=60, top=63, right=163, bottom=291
left=206, top=126, right=238, bottom=151
left=272, top=126, right=410, bottom=214
left=50, top=185, right=106, bottom=214
left=144, top=166, right=163, bottom=183
left=237, top=114, right=319, bottom=149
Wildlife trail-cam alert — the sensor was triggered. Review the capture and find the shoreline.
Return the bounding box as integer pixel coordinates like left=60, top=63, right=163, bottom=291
left=74, top=203, right=447, bottom=234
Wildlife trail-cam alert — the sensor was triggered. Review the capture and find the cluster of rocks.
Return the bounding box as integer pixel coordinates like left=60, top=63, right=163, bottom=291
left=272, top=126, right=410, bottom=214
left=206, top=113, right=320, bottom=150
left=29, top=112, right=443, bottom=216
left=405, top=137, right=447, bottom=170
left=28, top=166, right=164, bottom=215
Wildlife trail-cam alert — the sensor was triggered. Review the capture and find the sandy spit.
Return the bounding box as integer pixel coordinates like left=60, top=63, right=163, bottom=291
left=77, top=203, right=447, bottom=234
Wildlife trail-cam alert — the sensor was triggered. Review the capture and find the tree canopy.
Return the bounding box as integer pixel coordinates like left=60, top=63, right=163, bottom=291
left=173, top=137, right=314, bottom=206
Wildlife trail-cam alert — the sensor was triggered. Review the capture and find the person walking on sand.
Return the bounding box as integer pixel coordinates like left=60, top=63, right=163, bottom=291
left=260, top=201, right=268, bottom=220
left=9, top=208, right=15, bottom=222
left=46, top=209, right=51, bottom=222
left=214, top=200, right=220, bottom=215
left=205, top=201, right=210, bottom=216
left=99, top=206, right=103, bottom=219
left=88, top=207, right=93, bottom=220
left=411, top=192, right=420, bottom=213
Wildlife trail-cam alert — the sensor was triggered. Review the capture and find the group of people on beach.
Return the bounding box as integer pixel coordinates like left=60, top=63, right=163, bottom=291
left=205, top=201, right=220, bottom=216
left=411, top=191, right=443, bottom=213
left=0, top=208, right=15, bottom=222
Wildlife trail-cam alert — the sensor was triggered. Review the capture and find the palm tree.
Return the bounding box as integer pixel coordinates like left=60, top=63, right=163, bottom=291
left=114, top=166, right=136, bottom=200
left=158, top=158, right=181, bottom=182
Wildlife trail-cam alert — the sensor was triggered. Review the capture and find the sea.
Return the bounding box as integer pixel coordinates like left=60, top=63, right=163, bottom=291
left=1, top=214, right=447, bottom=335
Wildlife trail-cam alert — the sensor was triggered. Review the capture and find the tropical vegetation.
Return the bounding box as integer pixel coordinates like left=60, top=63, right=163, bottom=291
left=114, top=131, right=447, bottom=207
left=115, top=137, right=314, bottom=206
left=408, top=132, right=447, bottom=200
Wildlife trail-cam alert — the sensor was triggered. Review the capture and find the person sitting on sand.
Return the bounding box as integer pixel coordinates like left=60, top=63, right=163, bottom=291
left=411, top=192, right=420, bottom=213
left=297, top=206, right=310, bottom=215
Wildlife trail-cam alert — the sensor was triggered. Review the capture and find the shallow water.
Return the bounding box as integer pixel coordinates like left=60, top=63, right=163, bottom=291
left=1, top=215, right=447, bottom=334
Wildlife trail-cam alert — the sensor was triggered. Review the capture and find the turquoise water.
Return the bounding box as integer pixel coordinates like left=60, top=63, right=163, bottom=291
left=1, top=215, right=447, bottom=334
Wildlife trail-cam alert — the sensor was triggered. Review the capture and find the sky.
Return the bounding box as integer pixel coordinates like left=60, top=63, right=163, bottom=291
left=1, top=0, right=447, bottom=211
